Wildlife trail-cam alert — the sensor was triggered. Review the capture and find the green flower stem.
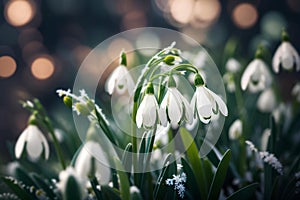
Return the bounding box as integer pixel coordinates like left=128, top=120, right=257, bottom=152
left=132, top=101, right=138, bottom=184
left=44, top=118, right=66, bottom=170
left=139, top=125, right=157, bottom=188
left=171, top=64, right=199, bottom=74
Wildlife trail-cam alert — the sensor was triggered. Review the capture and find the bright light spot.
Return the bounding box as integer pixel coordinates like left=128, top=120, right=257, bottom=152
left=0, top=56, right=17, bottom=78
left=4, top=0, right=36, bottom=27
left=170, top=0, right=194, bottom=24
left=232, top=3, right=258, bottom=29
left=191, top=0, right=221, bottom=28
left=261, top=12, right=287, bottom=40
left=136, top=32, right=161, bottom=56
left=31, top=56, right=55, bottom=80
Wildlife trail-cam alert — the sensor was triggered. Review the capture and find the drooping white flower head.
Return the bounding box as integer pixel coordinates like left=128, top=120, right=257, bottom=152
left=226, top=58, right=241, bottom=73
left=136, top=82, right=161, bottom=129
left=191, top=74, right=228, bottom=124
left=105, top=51, right=135, bottom=95
left=160, top=77, right=193, bottom=127
left=56, top=167, right=86, bottom=200
left=228, top=119, right=242, bottom=140
left=75, top=141, right=111, bottom=185
left=272, top=31, right=300, bottom=73
left=241, top=58, right=272, bottom=93
left=223, top=73, right=236, bottom=93
left=257, top=88, right=277, bottom=113
left=15, top=125, right=49, bottom=161
left=292, top=82, right=300, bottom=102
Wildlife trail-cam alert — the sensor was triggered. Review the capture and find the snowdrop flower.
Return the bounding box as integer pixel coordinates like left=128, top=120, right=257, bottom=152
left=136, top=82, right=161, bottom=129
left=105, top=51, right=135, bottom=95
left=292, top=82, right=300, bottom=102
left=191, top=74, right=228, bottom=124
left=272, top=30, right=300, bottom=73
left=223, top=73, right=236, bottom=93
left=257, top=88, right=277, bottom=113
left=241, top=57, right=272, bottom=93
left=56, top=167, right=85, bottom=200
left=15, top=125, right=49, bottom=160
left=261, top=129, right=271, bottom=151
left=228, top=119, right=242, bottom=140
left=75, top=141, right=110, bottom=185
left=160, top=77, right=193, bottom=127
left=226, top=58, right=241, bottom=73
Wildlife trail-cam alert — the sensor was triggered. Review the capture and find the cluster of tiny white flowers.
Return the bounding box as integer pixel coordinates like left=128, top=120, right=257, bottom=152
left=165, top=172, right=187, bottom=198
left=246, top=140, right=283, bottom=175
left=259, top=151, right=283, bottom=175
left=56, top=89, right=109, bottom=125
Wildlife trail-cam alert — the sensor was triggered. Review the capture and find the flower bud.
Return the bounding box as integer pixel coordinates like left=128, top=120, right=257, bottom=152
left=28, top=113, right=38, bottom=125
left=63, top=96, right=72, bottom=108
left=164, top=55, right=175, bottom=65
left=75, top=103, right=91, bottom=116
left=119, top=50, right=127, bottom=66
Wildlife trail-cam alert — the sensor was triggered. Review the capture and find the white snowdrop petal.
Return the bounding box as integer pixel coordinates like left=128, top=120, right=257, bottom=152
left=272, top=43, right=282, bottom=73
left=142, top=95, right=157, bottom=127
left=241, top=59, right=258, bottom=90
left=136, top=99, right=146, bottom=128
left=205, top=87, right=228, bottom=116
left=75, top=146, right=90, bottom=177
left=40, top=132, right=50, bottom=160
left=286, top=42, right=300, bottom=71
left=281, top=51, right=294, bottom=70
left=257, top=88, right=276, bottom=113
left=168, top=92, right=182, bottom=125
left=15, top=127, right=29, bottom=158
left=105, top=66, right=121, bottom=95
left=196, top=87, right=212, bottom=118
left=26, top=126, right=44, bottom=160
left=126, top=74, right=135, bottom=96
left=190, top=93, right=197, bottom=118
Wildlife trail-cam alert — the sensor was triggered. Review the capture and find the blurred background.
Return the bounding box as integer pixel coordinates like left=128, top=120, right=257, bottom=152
left=0, top=0, right=300, bottom=163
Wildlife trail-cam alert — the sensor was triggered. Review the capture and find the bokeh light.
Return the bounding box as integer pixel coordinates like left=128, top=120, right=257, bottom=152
left=170, top=0, right=194, bottom=25
left=107, top=38, right=134, bottom=63
left=0, top=56, right=17, bottom=78
left=190, top=0, right=221, bottom=28
left=31, top=56, right=55, bottom=80
left=261, top=12, right=287, bottom=40
left=4, top=0, right=36, bottom=27
left=232, top=3, right=258, bottom=29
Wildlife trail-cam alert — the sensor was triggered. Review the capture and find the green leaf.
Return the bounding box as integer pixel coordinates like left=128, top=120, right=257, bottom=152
left=181, top=157, right=201, bottom=199
left=226, top=183, right=258, bottom=200
left=154, top=154, right=177, bottom=200
left=203, top=158, right=214, bottom=187
left=208, top=149, right=231, bottom=200
left=122, top=143, right=133, bottom=175
left=1, top=177, right=35, bottom=200
left=179, top=127, right=207, bottom=199
left=64, top=175, right=83, bottom=200
left=101, top=185, right=121, bottom=200
left=30, top=173, right=57, bottom=199
left=89, top=177, right=104, bottom=200
left=114, top=158, right=130, bottom=200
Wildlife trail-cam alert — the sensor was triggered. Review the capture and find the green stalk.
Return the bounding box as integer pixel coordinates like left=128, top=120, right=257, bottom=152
left=132, top=101, right=138, bottom=184
left=44, top=118, right=66, bottom=169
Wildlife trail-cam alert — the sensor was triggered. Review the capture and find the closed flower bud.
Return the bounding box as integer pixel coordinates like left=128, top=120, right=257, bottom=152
left=63, top=96, right=72, bottom=108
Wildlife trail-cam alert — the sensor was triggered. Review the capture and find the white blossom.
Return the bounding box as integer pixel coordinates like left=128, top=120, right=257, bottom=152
left=56, top=167, right=85, bottom=199
left=136, top=93, right=160, bottom=129
left=292, top=82, right=300, bottom=102
left=223, top=73, right=236, bottom=93
left=272, top=41, right=300, bottom=73
left=228, top=119, right=242, bottom=140
left=160, top=87, right=193, bottom=127
left=226, top=58, right=241, bottom=73
left=257, top=88, right=277, bottom=113
left=165, top=172, right=187, bottom=198
left=75, top=141, right=111, bottom=185
left=241, top=58, right=272, bottom=93
left=105, top=65, right=135, bottom=95
left=245, top=140, right=258, bottom=152
left=15, top=125, right=49, bottom=161
left=191, top=85, right=228, bottom=124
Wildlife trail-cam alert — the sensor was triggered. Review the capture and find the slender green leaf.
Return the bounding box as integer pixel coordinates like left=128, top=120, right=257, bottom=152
left=181, top=157, right=200, bottom=199
left=154, top=154, right=176, bottom=200
left=122, top=143, right=133, bottom=174
left=203, top=158, right=214, bottom=187
left=1, top=177, right=35, bottom=200
left=179, top=127, right=207, bottom=199
left=101, top=185, right=121, bottom=200
left=114, top=157, right=130, bottom=200
left=227, top=183, right=258, bottom=200
left=208, top=149, right=231, bottom=200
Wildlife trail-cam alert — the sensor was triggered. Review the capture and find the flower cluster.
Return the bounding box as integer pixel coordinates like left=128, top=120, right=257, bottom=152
left=165, top=172, right=187, bottom=198
left=246, top=140, right=283, bottom=175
